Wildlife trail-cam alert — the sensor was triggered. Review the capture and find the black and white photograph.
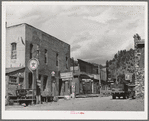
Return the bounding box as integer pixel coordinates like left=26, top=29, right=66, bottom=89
left=2, top=1, right=148, bottom=120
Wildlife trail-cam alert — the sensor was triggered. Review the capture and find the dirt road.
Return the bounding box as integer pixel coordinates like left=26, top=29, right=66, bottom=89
left=5, top=96, right=144, bottom=111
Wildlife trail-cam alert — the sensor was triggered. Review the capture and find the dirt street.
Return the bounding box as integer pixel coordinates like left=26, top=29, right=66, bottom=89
left=5, top=96, right=144, bottom=111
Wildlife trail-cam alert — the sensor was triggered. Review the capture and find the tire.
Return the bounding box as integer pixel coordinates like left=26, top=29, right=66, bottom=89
left=123, top=95, right=126, bottom=99
left=112, top=94, right=116, bottom=99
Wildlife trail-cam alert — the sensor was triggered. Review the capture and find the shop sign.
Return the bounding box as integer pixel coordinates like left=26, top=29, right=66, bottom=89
left=60, top=72, right=73, bottom=79
left=62, top=78, right=73, bottom=81
left=93, top=74, right=100, bottom=80
left=125, top=73, right=133, bottom=81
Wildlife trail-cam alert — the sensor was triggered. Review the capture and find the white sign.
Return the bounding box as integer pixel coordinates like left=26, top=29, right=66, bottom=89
left=125, top=74, right=130, bottom=80
left=125, top=73, right=133, bottom=82
left=62, top=78, right=73, bottom=81
left=93, top=74, right=100, bottom=80
left=37, top=80, right=41, bottom=83
left=51, top=71, right=55, bottom=76
left=60, top=72, right=73, bottom=79
left=28, top=58, right=39, bottom=71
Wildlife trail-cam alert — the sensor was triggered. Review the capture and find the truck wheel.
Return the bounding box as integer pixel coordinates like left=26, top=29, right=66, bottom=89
left=123, top=95, right=126, bottom=99
left=112, top=94, right=116, bottom=99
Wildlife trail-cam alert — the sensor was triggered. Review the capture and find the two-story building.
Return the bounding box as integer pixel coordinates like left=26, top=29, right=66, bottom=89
left=6, top=23, right=70, bottom=102
left=70, top=59, right=100, bottom=95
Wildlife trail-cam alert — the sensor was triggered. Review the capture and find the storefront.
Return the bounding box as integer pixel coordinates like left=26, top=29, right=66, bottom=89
left=60, top=72, right=73, bottom=96
left=5, top=67, right=25, bottom=105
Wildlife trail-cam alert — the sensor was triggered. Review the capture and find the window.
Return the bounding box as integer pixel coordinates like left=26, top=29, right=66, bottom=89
left=66, top=56, right=68, bottom=69
left=45, top=49, right=47, bottom=64
left=43, top=76, right=48, bottom=91
left=56, top=53, right=58, bottom=66
left=30, top=44, right=33, bottom=59
left=9, top=76, right=17, bottom=83
left=11, top=43, right=17, bottom=59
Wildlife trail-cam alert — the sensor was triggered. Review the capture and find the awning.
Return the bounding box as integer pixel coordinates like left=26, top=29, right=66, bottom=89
left=6, top=67, right=25, bottom=74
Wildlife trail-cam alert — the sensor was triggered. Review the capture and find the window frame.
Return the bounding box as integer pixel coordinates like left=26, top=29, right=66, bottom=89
left=11, top=42, right=17, bottom=59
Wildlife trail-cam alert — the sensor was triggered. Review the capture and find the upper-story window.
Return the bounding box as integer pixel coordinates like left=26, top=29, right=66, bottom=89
left=45, top=49, right=47, bottom=64
left=56, top=53, right=58, bottom=66
left=66, top=56, right=68, bottom=69
left=11, top=42, right=17, bottom=59
left=30, top=44, right=33, bottom=59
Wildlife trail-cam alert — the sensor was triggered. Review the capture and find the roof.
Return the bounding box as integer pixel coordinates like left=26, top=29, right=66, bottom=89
left=6, top=67, right=25, bottom=74
left=7, top=23, right=70, bottom=46
left=77, top=59, right=98, bottom=67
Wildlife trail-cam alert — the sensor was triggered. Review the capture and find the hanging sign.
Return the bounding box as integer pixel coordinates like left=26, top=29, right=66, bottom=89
left=51, top=71, right=55, bottom=76
left=60, top=72, right=73, bottom=79
left=28, top=58, right=39, bottom=72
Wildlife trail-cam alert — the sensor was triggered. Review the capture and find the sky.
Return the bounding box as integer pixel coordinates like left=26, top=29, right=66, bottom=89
left=5, top=2, right=146, bottom=65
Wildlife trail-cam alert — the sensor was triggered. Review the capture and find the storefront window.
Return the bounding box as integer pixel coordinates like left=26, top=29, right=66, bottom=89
left=45, top=49, right=48, bottom=64
left=66, top=56, right=68, bottom=69
left=56, top=53, right=58, bottom=66
left=30, top=44, right=33, bottom=59
left=9, top=76, right=17, bottom=83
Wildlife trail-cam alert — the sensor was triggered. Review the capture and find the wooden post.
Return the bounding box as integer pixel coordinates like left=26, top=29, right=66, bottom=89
left=65, top=81, right=68, bottom=95
left=32, top=71, right=36, bottom=104
left=6, top=76, right=9, bottom=105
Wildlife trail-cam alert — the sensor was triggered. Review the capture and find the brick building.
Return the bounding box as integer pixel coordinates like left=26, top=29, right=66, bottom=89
left=6, top=23, right=70, bottom=101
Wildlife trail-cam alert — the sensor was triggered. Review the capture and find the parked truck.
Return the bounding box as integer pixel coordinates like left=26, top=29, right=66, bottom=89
left=111, top=83, right=129, bottom=99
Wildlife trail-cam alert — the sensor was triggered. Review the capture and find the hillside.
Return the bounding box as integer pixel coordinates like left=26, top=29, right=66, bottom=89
left=106, top=48, right=135, bottom=82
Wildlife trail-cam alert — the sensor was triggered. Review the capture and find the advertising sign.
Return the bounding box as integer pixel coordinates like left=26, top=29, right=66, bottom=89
left=125, top=73, right=133, bottom=82
left=60, top=72, right=73, bottom=79
left=28, top=58, right=39, bottom=72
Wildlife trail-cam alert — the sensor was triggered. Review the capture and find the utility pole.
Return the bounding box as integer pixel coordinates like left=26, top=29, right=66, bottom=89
left=36, top=44, right=41, bottom=104
left=72, top=57, right=75, bottom=98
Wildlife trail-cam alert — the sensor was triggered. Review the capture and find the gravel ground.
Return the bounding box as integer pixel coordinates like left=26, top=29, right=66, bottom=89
left=5, top=96, right=144, bottom=111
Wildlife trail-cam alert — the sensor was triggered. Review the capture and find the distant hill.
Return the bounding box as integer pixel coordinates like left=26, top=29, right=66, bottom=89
left=106, top=48, right=135, bottom=80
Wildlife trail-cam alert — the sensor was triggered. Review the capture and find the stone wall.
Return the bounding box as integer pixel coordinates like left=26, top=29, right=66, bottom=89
left=134, top=34, right=145, bottom=98
left=135, top=68, right=144, bottom=98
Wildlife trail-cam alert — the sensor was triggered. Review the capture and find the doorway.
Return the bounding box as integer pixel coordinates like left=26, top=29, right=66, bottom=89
left=59, top=79, right=62, bottom=95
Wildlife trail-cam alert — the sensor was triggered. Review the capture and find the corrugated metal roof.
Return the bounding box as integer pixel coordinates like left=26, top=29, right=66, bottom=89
left=6, top=67, right=25, bottom=74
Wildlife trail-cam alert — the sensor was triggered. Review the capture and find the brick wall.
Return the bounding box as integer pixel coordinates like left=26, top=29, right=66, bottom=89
left=25, top=24, right=70, bottom=96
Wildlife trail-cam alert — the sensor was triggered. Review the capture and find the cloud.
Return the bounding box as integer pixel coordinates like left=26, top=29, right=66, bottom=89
left=71, top=44, right=81, bottom=52
left=83, top=7, right=117, bottom=23
left=5, top=4, right=146, bottom=65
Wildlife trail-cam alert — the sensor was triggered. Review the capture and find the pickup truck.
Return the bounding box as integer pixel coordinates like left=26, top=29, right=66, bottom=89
left=111, top=83, right=129, bottom=99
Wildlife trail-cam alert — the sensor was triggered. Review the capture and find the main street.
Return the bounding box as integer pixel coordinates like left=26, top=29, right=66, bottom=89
left=6, top=96, right=144, bottom=111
